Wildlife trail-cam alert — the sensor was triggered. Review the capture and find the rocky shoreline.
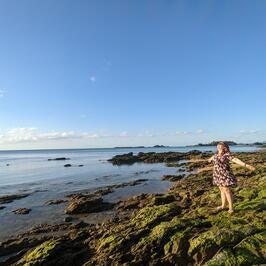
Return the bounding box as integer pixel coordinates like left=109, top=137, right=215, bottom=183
left=0, top=149, right=265, bottom=265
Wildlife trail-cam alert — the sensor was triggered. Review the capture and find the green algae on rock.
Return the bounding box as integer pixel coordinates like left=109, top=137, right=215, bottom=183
left=16, top=239, right=62, bottom=265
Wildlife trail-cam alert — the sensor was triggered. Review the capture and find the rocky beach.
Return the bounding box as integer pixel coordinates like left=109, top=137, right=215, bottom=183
left=0, top=148, right=265, bottom=265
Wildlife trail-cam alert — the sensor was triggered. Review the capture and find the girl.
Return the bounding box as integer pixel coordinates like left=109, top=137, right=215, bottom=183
left=208, top=142, right=256, bottom=214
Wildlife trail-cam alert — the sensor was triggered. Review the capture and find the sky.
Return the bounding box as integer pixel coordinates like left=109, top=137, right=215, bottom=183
left=0, top=0, right=266, bottom=150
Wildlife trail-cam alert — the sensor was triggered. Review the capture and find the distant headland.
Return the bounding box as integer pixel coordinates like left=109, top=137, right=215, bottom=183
left=113, top=145, right=170, bottom=149
left=187, top=141, right=266, bottom=147
left=113, top=141, right=266, bottom=149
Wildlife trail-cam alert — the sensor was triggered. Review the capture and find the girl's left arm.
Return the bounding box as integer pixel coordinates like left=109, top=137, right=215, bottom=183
left=231, top=157, right=256, bottom=171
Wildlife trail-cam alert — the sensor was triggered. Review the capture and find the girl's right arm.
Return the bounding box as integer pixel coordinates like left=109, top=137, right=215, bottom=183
left=207, top=155, right=214, bottom=163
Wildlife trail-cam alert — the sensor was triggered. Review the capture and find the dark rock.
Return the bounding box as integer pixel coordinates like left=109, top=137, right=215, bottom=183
left=48, top=157, right=70, bottom=161
left=152, top=193, right=178, bottom=205
left=192, top=189, right=206, bottom=197
left=181, top=192, right=192, bottom=208
left=116, top=193, right=152, bottom=211
left=65, top=195, right=115, bottom=214
left=0, top=236, right=49, bottom=258
left=162, top=174, right=185, bottom=182
left=0, top=193, right=31, bottom=204
left=64, top=216, right=73, bottom=222
left=108, top=150, right=208, bottom=165
left=71, top=221, right=90, bottom=229
left=64, top=164, right=72, bottom=167
left=107, top=152, right=140, bottom=165
left=12, top=208, right=31, bottom=215
left=44, top=199, right=68, bottom=205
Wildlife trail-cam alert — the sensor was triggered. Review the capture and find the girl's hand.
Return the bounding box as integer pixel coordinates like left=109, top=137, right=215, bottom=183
left=207, top=155, right=214, bottom=163
left=246, top=165, right=256, bottom=171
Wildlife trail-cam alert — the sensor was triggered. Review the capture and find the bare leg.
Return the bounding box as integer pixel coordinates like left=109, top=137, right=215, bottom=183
left=216, top=186, right=227, bottom=210
left=224, top=187, right=234, bottom=213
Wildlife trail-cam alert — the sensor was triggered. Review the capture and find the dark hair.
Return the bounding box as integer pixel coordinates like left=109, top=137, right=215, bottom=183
left=217, top=141, right=231, bottom=155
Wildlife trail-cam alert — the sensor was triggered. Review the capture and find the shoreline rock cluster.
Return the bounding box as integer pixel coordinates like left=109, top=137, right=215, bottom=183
left=107, top=150, right=206, bottom=165
left=0, top=150, right=265, bottom=265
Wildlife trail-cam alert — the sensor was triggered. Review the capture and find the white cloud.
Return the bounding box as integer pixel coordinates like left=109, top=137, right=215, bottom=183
left=0, top=128, right=103, bottom=144
left=1, top=128, right=263, bottom=149
left=196, top=129, right=205, bottom=134
left=90, top=76, right=96, bottom=82
left=239, top=129, right=260, bottom=134
left=119, top=131, right=128, bottom=137
left=0, top=89, right=5, bottom=97
left=137, top=130, right=154, bottom=137
left=175, top=131, right=191, bottom=135
left=0, top=128, right=131, bottom=145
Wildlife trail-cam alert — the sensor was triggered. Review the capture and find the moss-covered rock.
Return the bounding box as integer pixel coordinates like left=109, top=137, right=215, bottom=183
left=97, top=202, right=182, bottom=255
left=235, top=198, right=266, bottom=212
left=188, top=227, right=252, bottom=265
left=205, top=231, right=266, bottom=265
left=16, top=239, right=62, bottom=265
left=204, top=248, right=238, bottom=266
left=238, top=187, right=258, bottom=200
left=234, top=231, right=266, bottom=265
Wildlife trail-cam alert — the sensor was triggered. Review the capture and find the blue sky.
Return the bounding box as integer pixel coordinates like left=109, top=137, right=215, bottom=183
left=0, top=0, right=265, bottom=149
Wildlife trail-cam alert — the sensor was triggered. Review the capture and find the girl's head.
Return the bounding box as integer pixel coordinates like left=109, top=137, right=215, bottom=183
left=217, top=142, right=231, bottom=155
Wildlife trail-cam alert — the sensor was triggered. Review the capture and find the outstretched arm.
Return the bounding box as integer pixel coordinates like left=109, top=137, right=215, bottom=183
left=189, top=155, right=214, bottom=163
left=207, top=155, right=214, bottom=163
left=231, top=157, right=256, bottom=171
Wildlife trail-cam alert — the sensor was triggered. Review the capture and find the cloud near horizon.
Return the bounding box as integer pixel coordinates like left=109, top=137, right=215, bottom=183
left=0, top=127, right=264, bottom=148
left=0, top=128, right=112, bottom=144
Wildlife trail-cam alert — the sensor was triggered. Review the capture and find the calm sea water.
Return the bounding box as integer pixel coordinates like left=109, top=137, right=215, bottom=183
left=0, top=145, right=258, bottom=194
left=0, top=145, right=258, bottom=240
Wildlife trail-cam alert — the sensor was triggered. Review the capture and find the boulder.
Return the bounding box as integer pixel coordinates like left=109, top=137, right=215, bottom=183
left=65, top=195, right=115, bottom=214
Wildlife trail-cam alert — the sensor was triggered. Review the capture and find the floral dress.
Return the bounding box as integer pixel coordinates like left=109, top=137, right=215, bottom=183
left=212, top=152, right=237, bottom=187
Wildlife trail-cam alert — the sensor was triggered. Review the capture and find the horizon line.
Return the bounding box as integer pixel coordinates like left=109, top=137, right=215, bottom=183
left=0, top=141, right=264, bottom=152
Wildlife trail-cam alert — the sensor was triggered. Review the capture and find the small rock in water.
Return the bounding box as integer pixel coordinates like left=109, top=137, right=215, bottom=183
left=64, top=216, right=73, bottom=222
left=64, top=164, right=72, bottom=167
left=12, top=208, right=31, bottom=215
left=0, top=193, right=31, bottom=204
left=48, top=157, right=70, bottom=161
left=44, top=199, right=68, bottom=205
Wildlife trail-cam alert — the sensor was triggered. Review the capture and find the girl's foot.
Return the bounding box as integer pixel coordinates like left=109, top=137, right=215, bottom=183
left=228, top=209, right=234, bottom=214
left=216, top=205, right=225, bottom=211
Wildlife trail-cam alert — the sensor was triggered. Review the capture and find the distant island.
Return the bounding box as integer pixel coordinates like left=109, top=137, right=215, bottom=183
left=197, top=141, right=238, bottom=146
left=113, top=145, right=170, bottom=149
left=113, top=146, right=145, bottom=149
left=187, top=141, right=266, bottom=147
left=112, top=142, right=266, bottom=149
left=153, top=145, right=170, bottom=148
